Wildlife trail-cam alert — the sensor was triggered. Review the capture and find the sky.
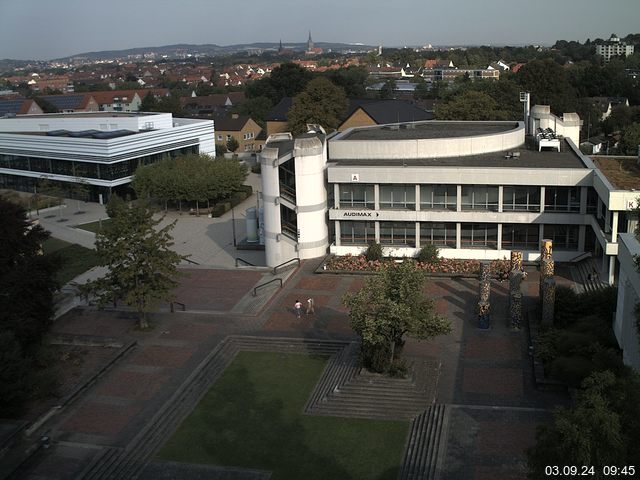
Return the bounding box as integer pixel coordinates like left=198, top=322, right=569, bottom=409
left=0, top=0, right=639, bottom=60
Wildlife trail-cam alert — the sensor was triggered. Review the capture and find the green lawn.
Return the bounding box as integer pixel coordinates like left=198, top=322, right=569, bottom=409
left=43, top=238, right=100, bottom=285
left=158, top=352, right=409, bottom=480
left=75, top=218, right=112, bottom=233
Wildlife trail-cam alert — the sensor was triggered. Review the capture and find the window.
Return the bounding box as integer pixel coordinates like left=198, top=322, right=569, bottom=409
left=503, top=186, right=540, bottom=212
left=339, top=184, right=374, bottom=209
left=226, top=135, right=232, bottom=141
left=461, top=185, right=498, bottom=211
left=217, top=135, right=223, bottom=141
left=340, top=221, right=375, bottom=245
left=420, top=185, right=456, bottom=210
left=420, top=222, right=456, bottom=247
left=278, top=159, right=296, bottom=203
left=281, top=205, right=297, bottom=240
left=380, top=222, right=416, bottom=246
left=586, top=187, right=598, bottom=215
left=461, top=223, right=498, bottom=249
left=502, top=224, right=539, bottom=250
left=544, top=224, right=579, bottom=250
left=379, top=185, right=415, bottom=210
left=544, top=187, right=580, bottom=212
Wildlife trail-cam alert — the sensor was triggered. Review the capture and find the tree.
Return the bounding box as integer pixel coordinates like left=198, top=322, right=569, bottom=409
left=379, top=79, right=396, bottom=99
left=235, top=96, right=273, bottom=128
left=287, top=77, right=348, bottom=135
left=619, top=123, right=640, bottom=155
left=139, top=91, right=159, bottom=112
left=516, top=59, right=577, bottom=114
left=343, top=261, right=452, bottom=372
left=527, top=370, right=640, bottom=478
left=81, top=197, right=186, bottom=329
left=226, top=136, right=239, bottom=153
left=0, top=198, right=58, bottom=416
left=435, top=90, right=513, bottom=121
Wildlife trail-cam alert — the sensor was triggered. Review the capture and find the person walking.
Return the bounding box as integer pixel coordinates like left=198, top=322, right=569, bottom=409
left=294, top=299, right=303, bottom=319
left=306, top=298, right=315, bottom=315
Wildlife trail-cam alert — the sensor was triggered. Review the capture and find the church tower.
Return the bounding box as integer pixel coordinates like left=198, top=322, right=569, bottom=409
left=307, top=31, right=314, bottom=52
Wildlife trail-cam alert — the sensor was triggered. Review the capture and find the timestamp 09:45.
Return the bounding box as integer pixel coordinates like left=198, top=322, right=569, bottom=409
left=545, top=465, right=636, bottom=476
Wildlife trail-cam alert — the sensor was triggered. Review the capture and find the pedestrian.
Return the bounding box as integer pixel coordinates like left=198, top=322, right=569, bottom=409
left=294, top=299, right=302, bottom=319
left=306, top=298, right=315, bottom=315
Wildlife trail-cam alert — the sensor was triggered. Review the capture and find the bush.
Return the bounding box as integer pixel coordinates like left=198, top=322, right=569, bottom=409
left=240, top=184, right=253, bottom=196
left=251, top=163, right=261, bottom=174
left=230, top=191, right=247, bottom=207
left=387, top=358, right=408, bottom=378
left=417, top=244, right=440, bottom=263
left=211, top=203, right=227, bottom=217
left=360, top=342, right=390, bottom=373
left=365, top=242, right=384, bottom=262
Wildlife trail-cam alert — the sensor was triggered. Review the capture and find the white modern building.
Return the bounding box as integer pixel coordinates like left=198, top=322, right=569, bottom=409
left=595, top=34, right=635, bottom=62
left=0, top=112, right=215, bottom=201
left=614, top=233, right=640, bottom=370
left=259, top=107, right=640, bottom=286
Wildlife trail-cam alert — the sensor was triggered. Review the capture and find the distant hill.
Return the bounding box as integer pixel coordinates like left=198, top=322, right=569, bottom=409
left=54, top=42, right=377, bottom=62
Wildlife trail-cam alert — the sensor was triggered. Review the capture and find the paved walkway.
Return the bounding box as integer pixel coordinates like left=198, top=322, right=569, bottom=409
left=18, top=260, right=570, bottom=480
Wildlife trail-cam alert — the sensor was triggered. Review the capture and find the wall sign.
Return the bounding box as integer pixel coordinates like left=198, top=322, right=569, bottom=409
left=351, top=173, right=359, bottom=182
left=342, top=211, right=379, bottom=218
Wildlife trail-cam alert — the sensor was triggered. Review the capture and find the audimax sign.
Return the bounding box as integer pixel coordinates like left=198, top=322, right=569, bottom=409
left=342, top=211, right=379, bottom=217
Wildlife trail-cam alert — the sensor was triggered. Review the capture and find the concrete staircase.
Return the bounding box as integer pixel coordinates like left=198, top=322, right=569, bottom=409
left=398, top=404, right=449, bottom=480
left=571, top=257, right=608, bottom=293
left=306, top=354, right=440, bottom=420
left=78, top=336, right=351, bottom=480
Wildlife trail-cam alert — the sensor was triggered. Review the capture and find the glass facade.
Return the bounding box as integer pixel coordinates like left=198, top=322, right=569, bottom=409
left=340, top=221, right=375, bottom=245
left=420, top=185, right=456, bottom=210
left=461, top=223, right=498, bottom=249
left=278, top=159, right=296, bottom=203
left=461, top=185, right=499, bottom=211
left=339, top=184, right=374, bottom=209
left=380, top=222, right=416, bottom=246
left=543, top=224, right=579, bottom=250
left=502, top=186, right=540, bottom=212
left=544, top=187, right=580, bottom=212
left=420, top=222, right=456, bottom=247
left=280, top=205, right=297, bottom=240
left=379, top=185, right=415, bottom=210
left=502, top=224, right=540, bottom=250
left=0, top=146, right=198, bottom=182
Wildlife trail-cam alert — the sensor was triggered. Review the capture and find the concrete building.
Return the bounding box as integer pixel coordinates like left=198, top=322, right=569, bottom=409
left=258, top=106, right=640, bottom=287
left=595, top=34, right=635, bottom=62
left=613, top=233, right=640, bottom=370
left=0, top=112, right=215, bottom=202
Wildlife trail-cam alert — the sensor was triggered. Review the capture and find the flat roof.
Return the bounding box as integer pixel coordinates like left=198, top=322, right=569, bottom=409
left=329, top=139, right=586, bottom=169
left=6, top=112, right=156, bottom=119
left=592, top=156, right=640, bottom=190
left=340, top=121, right=518, bottom=141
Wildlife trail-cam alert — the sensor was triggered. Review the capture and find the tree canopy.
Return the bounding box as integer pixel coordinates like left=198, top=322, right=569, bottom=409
left=0, top=198, right=58, bottom=416
left=132, top=154, right=248, bottom=212
left=343, top=261, right=452, bottom=373
left=287, top=77, right=348, bottom=135
left=435, top=90, right=514, bottom=121
left=81, top=196, right=185, bottom=329
left=527, top=370, right=640, bottom=477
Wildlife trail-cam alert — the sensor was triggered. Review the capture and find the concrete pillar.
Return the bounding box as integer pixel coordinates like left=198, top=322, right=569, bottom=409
left=333, top=184, right=340, bottom=209
left=415, top=222, right=421, bottom=248
left=608, top=255, right=616, bottom=285
left=497, top=223, right=503, bottom=250
left=374, top=184, right=380, bottom=210
left=456, top=185, right=462, bottom=212
left=335, top=221, right=341, bottom=246
left=612, top=211, right=619, bottom=243
left=456, top=222, right=461, bottom=249
left=579, top=186, right=588, bottom=215
left=539, top=186, right=545, bottom=213
left=498, top=186, right=504, bottom=213
left=375, top=221, right=380, bottom=243
left=578, top=225, right=586, bottom=252
left=415, top=185, right=421, bottom=211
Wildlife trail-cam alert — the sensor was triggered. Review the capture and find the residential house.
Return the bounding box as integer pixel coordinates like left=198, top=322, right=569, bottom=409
left=180, top=92, right=246, bottom=117
left=0, top=99, right=43, bottom=116
left=338, top=99, right=434, bottom=131
left=39, top=94, right=99, bottom=113
left=587, top=97, right=630, bottom=121
left=215, top=114, right=264, bottom=153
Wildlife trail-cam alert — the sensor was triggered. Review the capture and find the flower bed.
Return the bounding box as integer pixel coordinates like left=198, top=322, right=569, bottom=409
left=325, top=254, right=510, bottom=276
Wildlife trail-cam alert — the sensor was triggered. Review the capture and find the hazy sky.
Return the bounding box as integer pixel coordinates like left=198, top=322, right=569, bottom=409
left=0, top=0, right=639, bottom=60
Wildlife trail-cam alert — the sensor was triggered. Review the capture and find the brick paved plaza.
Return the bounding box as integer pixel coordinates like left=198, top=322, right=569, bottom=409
left=18, top=260, right=568, bottom=479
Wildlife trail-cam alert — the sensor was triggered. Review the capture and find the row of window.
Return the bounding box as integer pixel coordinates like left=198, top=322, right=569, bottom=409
left=339, top=221, right=579, bottom=250
left=338, top=184, right=588, bottom=213
left=0, top=146, right=199, bottom=181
